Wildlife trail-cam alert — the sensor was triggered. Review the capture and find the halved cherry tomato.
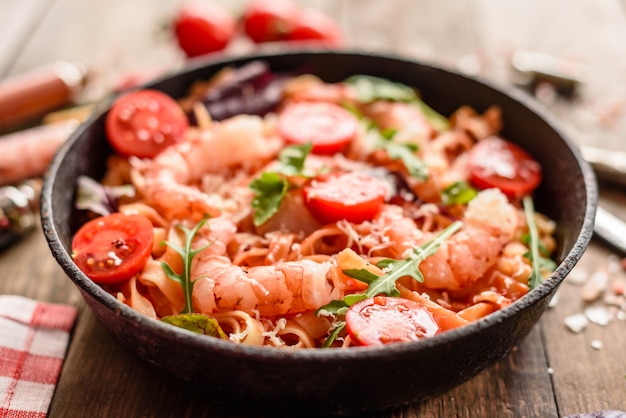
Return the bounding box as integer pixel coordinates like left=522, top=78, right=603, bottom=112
left=346, top=296, right=441, bottom=346
left=242, top=0, right=299, bottom=43
left=467, top=136, right=542, bottom=199
left=105, top=89, right=189, bottom=159
left=287, top=8, right=343, bottom=46
left=173, top=1, right=236, bottom=58
left=72, top=213, right=154, bottom=284
left=277, top=102, right=358, bottom=154
left=302, top=171, right=387, bottom=224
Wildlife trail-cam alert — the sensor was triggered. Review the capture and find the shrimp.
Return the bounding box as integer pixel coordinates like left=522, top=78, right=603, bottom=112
left=365, top=204, right=429, bottom=258
left=450, top=105, right=502, bottom=140
left=352, top=189, right=520, bottom=292
left=191, top=256, right=339, bottom=317
left=418, top=188, right=521, bottom=291
left=132, top=114, right=284, bottom=221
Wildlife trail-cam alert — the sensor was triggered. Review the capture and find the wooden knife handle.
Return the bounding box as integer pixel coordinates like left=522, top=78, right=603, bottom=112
left=0, top=61, right=86, bottom=131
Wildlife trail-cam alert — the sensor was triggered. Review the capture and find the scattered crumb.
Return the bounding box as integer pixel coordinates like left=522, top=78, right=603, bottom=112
left=563, top=256, right=626, bottom=335
left=564, top=313, right=589, bottom=333
left=547, top=367, right=554, bottom=374
left=584, top=306, right=612, bottom=326
left=590, top=340, right=603, bottom=350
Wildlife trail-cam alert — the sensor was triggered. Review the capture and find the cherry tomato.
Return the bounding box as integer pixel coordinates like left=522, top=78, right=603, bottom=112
left=173, top=1, right=236, bottom=58
left=287, top=8, right=343, bottom=46
left=242, top=0, right=299, bottom=43
left=345, top=296, right=441, bottom=346
left=467, top=136, right=542, bottom=199
left=303, top=171, right=388, bottom=224
left=277, top=102, right=358, bottom=154
left=105, top=89, right=189, bottom=159
left=72, top=213, right=154, bottom=285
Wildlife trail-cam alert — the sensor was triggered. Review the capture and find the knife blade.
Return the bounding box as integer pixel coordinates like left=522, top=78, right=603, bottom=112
left=580, top=145, right=626, bottom=188
left=579, top=146, right=626, bottom=253
left=593, top=205, right=626, bottom=255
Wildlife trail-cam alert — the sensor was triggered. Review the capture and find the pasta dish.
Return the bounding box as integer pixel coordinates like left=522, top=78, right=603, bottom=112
left=71, top=60, right=556, bottom=348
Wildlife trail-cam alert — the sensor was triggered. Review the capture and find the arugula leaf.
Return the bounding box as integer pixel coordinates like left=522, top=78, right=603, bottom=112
left=317, top=221, right=463, bottom=344
left=522, top=196, right=556, bottom=289
left=384, top=141, right=429, bottom=180
left=341, top=268, right=380, bottom=284
left=343, top=74, right=450, bottom=131
left=356, top=115, right=428, bottom=180
left=161, top=215, right=211, bottom=314
left=343, top=78, right=431, bottom=180
left=441, top=181, right=478, bottom=206
left=344, top=75, right=417, bottom=103
left=161, top=313, right=228, bottom=339
left=361, top=220, right=462, bottom=296
left=321, top=321, right=346, bottom=348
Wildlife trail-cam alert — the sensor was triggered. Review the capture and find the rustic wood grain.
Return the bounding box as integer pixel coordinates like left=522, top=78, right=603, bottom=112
left=1, top=1, right=625, bottom=417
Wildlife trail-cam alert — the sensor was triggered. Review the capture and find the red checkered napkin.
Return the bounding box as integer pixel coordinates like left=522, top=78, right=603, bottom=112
left=0, top=295, right=77, bottom=418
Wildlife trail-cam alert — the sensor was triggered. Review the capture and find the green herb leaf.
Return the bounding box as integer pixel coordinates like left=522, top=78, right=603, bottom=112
left=316, top=300, right=351, bottom=316
left=249, top=172, right=289, bottom=226
left=343, top=76, right=436, bottom=180
left=161, top=215, right=211, bottom=314
left=344, top=75, right=417, bottom=103
left=523, top=196, right=556, bottom=289
left=379, top=127, right=397, bottom=140
left=161, top=313, right=228, bottom=339
left=249, top=144, right=312, bottom=226
left=521, top=233, right=552, bottom=258
left=411, top=100, right=451, bottom=132
left=341, top=268, right=380, bottom=284
left=317, top=221, right=462, bottom=346
left=278, top=143, right=312, bottom=175
left=359, top=121, right=428, bottom=180
left=321, top=321, right=346, bottom=348
left=364, top=221, right=462, bottom=296
left=384, top=142, right=429, bottom=180
left=441, top=181, right=478, bottom=206
left=344, top=74, right=450, bottom=131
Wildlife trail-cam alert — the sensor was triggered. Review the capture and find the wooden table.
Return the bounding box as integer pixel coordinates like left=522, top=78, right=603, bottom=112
left=1, top=1, right=626, bottom=416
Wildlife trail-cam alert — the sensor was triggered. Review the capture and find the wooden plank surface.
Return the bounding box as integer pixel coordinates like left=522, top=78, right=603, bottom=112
left=1, top=1, right=626, bottom=417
